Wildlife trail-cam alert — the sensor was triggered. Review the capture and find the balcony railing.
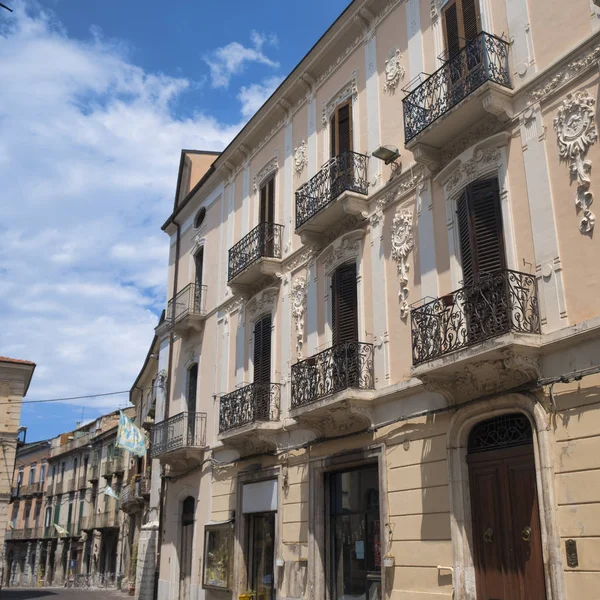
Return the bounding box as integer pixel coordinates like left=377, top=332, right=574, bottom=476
left=149, top=411, right=207, bottom=458
left=219, top=383, right=281, bottom=433
left=228, top=222, right=283, bottom=281
left=291, top=342, right=375, bottom=408
left=167, top=283, right=207, bottom=323
left=95, top=510, right=119, bottom=529
left=402, top=32, right=511, bottom=143
left=295, top=151, right=369, bottom=229
left=410, top=269, right=540, bottom=366
left=20, top=482, right=42, bottom=496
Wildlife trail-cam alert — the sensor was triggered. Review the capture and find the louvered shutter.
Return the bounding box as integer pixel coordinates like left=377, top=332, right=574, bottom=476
left=457, top=178, right=505, bottom=283
left=461, top=0, right=480, bottom=41
left=253, top=314, right=272, bottom=385
left=332, top=263, right=358, bottom=345
left=187, top=363, right=198, bottom=413
left=195, top=248, right=203, bottom=287
left=337, top=102, right=352, bottom=156
left=330, top=114, right=337, bottom=159
left=443, top=1, right=461, bottom=58
left=260, top=183, right=267, bottom=223
left=267, top=177, right=275, bottom=223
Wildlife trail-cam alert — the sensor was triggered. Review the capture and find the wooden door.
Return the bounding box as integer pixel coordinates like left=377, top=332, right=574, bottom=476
left=330, top=101, right=354, bottom=196
left=179, top=497, right=194, bottom=600
left=468, top=417, right=546, bottom=600
left=253, top=314, right=272, bottom=420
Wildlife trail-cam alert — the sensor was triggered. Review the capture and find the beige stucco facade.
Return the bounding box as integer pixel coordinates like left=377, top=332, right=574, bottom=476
left=152, top=1, right=600, bottom=599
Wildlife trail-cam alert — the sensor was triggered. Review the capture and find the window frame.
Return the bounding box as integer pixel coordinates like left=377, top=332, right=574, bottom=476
left=202, top=522, right=234, bottom=591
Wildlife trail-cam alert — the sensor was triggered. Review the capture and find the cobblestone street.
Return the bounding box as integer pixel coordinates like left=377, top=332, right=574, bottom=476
left=0, top=588, right=126, bottom=600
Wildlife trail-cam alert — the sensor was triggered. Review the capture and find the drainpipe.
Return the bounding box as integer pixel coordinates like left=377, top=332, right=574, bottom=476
left=153, top=219, right=180, bottom=600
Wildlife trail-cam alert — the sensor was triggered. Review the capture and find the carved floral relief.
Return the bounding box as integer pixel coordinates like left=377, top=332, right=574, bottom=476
left=291, top=276, right=308, bottom=358
left=383, top=48, right=405, bottom=94
left=293, top=141, right=307, bottom=176
left=391, top=207, right=414, bottom=319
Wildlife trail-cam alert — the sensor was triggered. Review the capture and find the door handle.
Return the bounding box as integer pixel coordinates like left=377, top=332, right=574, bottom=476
left=521, top=526, right=532, bottom=542
left=483, top=527, right=493, bottom=543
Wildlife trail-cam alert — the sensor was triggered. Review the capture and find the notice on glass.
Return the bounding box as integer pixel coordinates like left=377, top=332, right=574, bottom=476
left=355, top=540, right=365, bottom=560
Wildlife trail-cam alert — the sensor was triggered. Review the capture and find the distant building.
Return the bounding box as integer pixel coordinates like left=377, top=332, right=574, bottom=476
left=0, top=356, right=35, bottom=578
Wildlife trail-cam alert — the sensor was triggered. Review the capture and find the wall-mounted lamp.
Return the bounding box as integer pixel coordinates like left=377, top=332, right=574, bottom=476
left=372, top=145, right=401, bottom=165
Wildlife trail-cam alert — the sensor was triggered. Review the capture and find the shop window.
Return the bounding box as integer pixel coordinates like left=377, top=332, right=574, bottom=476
left=202, top=523, right=233, bottom=590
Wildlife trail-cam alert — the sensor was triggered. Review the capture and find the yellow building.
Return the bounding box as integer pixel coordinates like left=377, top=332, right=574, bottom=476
left=151, top=1, right=600, bottom=599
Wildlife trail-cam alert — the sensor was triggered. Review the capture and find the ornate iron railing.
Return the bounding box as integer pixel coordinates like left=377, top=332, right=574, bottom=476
left=219, top=383, right=281, bottom=433
left=167, top=283, right=207, bottom=323
left=291, top=342, right=375, bottom=408
left=295, top=151, right=369, bottom=229
left=402, top=32, right=511, bottom=143
left=228, top=222, right=283, bottom=281
left=410, top=269, right=540, bottom=366
left=149, top=411, right=207, bottom=458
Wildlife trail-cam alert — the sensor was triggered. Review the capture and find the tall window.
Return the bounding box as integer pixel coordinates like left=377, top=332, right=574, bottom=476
left=39, top=463, right=46, bottom=484
left=260, top=177, right=275, bottom=224
left=11, top=504, right=18, bottom=528
left=16, top=468, right=23, bottom=490
left=442, top=0, right=482, bottom=58
left=456, top=177, right=505, bottom=283
left=24, top=502, right=31, bottom=528
left=330, top=100, right=353, bottom=158
left=67, top=492, right=75, bottom=527
left=44, top=505, right=52, bottom=528
left=194, top=248, right=204, bottom=289
left=34, top=501, right=41, bottom=525
left=29, top=464, right=36, bottom=485
left=60, top=462, right=65, bottom=481
left=253, top=314, right=272, bottom=386
left=331, top=263, right=358, bottom=346
left=73, top=458, right=78, bottom=481
left=187, top=363, right=198, bottom=413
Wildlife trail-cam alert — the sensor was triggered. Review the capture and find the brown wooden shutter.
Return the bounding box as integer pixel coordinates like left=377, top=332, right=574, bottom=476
left=461, top=0, right=481, bottom=41
left=195, top=248, right=204, bottom=287
left=260, top=183, right=267, bottom=223
left=443, top=0, right=481, bottom=57
left=337, top=102, right=352, bottom=155
left=331, top=263, right=358, bottom=345
left=253, top=314, right=272, bottom=385
left=187, top=363, right=198, bottom=413
left=457, top=178, right=506, bottom=283
left=260, top=176, right=275, bottom=223
left=330, top=114, right=337, bottom=159
left=443, top=0, right=461, bottom=58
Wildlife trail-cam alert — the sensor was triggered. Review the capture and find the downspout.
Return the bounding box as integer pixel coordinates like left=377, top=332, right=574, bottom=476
left=153, top=219, right=181, bottom=600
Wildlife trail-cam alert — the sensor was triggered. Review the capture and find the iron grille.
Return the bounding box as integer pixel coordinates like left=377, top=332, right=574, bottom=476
left=295, top=150, right=369, bottom=229
left=402, top=32, right=511, bottom=143
left=166, top=283, right=207, bottom=323
left=228, top=222, right=283, bottom=281
left=219, top=382, right=281, bottom=433
left=468, top=414, right=532, bottom=453
left=149, top=411, right=207, bottom=458
left=410, top=269, right=540, bottom=366
left=291, top=341, right=375, bottom=408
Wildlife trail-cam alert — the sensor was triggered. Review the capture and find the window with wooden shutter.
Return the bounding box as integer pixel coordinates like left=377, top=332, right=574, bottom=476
left=260, top=176, right=275, bottom=223
left=187, top=363, right=198, bottom=412
left=331, top=263, right=358, bottom=346
left=195, top=248, right=204, bottom=287
left=330, top=100, right=353, bottom=158
left=253, top=314, right=272, bottom=385
left=442, top=0, right=482, bottom=58
left=456, top=177, right=506, bottom=283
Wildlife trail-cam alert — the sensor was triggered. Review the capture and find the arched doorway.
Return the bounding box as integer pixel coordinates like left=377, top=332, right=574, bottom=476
left=467, top=413, right=546, bottom=599
left=179, top=497, right=195, bottom=600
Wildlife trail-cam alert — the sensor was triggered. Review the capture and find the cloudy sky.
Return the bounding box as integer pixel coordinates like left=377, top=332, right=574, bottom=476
left=0, top=0, right=350, bottom=441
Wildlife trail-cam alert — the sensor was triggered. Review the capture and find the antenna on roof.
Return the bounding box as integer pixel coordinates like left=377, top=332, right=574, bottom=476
left=0, top=3, right=13, bottom=12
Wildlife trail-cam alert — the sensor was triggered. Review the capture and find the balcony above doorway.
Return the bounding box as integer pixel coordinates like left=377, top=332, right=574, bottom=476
left=410, top=269, right=542, bottom=401
left=290, top=341, right=375, bottom=434
left=228, top=222, right=283, bottom=294
left=161, top=283, right=207, bottom=335
left=218, top=382, right=281, bottom=453
left=402, top=32, right=512, bottom=169
left=295, top=151, right=369, bottom=240
left=149, top=411, right=207, bottom=470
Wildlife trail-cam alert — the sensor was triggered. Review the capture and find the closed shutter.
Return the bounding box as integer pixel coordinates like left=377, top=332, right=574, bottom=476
left=330, top=114, right=337, bottom=159
left=330, top=100, right=353, bottom=157
left=461, top=0, right=480, bottom=41
left=260, top=177, right=275, bottom=223
left=444, top=1, right=461, bottom=58
left=187, top=363, right=198, bottom=413
left=456, top=178, right=505, bottom=283
left=331, top=263, right=358, bottom=345
left=195, top=248, right=203, bottom=287
left=443, top=0, right=481, bottom=57
left=253, top=314, right=272, bottom=385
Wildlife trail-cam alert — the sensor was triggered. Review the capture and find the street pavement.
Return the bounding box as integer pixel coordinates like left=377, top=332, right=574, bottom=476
left=0, top=588, right=126, bottom=600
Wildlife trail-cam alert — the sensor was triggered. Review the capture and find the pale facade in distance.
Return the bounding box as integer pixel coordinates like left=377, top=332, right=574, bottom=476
left=0, top=356, right=35, bottom=573
left=151, top=1, right=600, bottom=599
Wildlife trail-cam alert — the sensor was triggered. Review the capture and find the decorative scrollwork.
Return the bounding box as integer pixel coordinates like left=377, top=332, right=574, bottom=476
left=553, top=90, right=598, bottom=234
left=383, top=48, right=405, bottom=94
left=218, top=383, right=280, bottom=433
left=410, top=269, right=541, bottom=366
left=291, top=277, right=308, bottom=358
left=402, top=32, right=511, bottom=143
left=290, top=342, right=374, bottom=408
left=293, top=141, right=307, bottom=176
left=295, top=151, right=369, bottom=229
left=228, top=222, right=283, bottom=281
left=391, top=207, right=414, bottom=319
left=468, top=414, right=533, bottom=453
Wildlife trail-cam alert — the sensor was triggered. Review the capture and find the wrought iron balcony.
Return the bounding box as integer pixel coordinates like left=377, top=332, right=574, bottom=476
left=402, top=32, right=511, bottom=155
left=120, top=475, right=150, bottom=512
left=291, top=341, right=375, bottom=409
left=219, top=383, right=281, bottom=434
left=95, top=510, right=119, bottom=529
left=149, top=411, right=207, bottom=460
left=20, top=482, right=42, bottom=497
left=228, top=222, right=283, bottom=286
left=295, top=151, right=369, bottom=232
left=411, top=269, right=540, bottom=366
left=165, top=283, right=207, bottom=333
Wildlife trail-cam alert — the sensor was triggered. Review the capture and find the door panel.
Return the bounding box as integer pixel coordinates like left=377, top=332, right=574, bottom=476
left=180, top=524, right=193, bottom=600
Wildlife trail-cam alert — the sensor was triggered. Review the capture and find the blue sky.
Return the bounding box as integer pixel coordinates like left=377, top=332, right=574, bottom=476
left=0, top=0, right=351, bottom=442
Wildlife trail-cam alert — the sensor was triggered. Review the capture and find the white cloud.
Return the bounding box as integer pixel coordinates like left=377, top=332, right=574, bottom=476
left=238, top=76, right=284, bottom=118
left=205, top=29, right=279, bottom=88
left=0, top=3, right=256, bottom=419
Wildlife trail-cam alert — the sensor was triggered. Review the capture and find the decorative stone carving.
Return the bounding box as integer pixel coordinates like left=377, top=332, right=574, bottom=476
left=283, top=245, right=317, bottom=273
left=391, top=208, right=414, bottom=318
left=553, top=90, right=598, bottom=234
left=383, top=48, right=405, bottom=94
left=291, top=277, right=308, bottom=358
left=442, top=119, right=503, bottom=162
left=529, top=45, right=600, bottom=103
left=369, top=169, right=421, bottom=227
left=253, top=156, right=278, bottom=191
left=246, top=288, right=278, bottom=322
left=322, top=232, right=362, bottom=274
left=444, top=147, right=501, bottom=194
left=322, top=73, right=358, bottom=125
left=293, top=141, right=307, bottom=176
